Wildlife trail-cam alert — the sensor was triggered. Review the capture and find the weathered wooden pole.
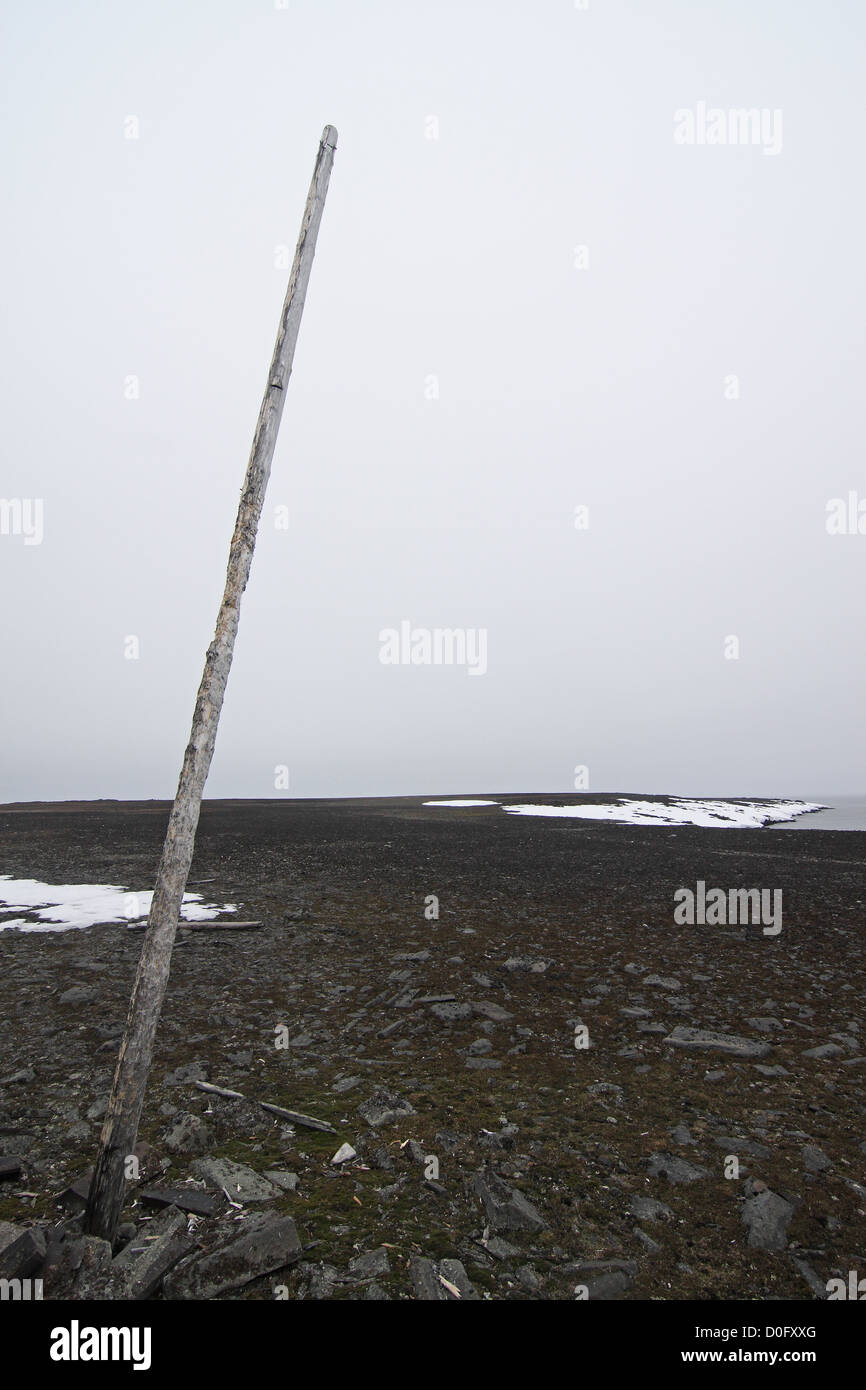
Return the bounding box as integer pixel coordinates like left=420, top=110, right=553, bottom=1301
left=85, top=124, right=338, bottom=1242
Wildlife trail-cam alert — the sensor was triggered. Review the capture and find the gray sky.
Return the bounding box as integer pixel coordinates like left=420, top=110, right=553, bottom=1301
left=2, top=0, right=864, bottom=802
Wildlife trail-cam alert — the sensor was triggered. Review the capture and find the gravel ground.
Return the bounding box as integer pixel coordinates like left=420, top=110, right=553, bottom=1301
left=0, top=796, right=864, bottom=1300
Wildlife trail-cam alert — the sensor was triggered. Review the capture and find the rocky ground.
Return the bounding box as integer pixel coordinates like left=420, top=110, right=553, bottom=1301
left=0, top=796, right=864, bottom=1301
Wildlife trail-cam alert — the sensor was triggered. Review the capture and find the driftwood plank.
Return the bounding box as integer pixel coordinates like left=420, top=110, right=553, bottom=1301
left=259, top=1103, right=337, bottom=1134
left=192, top=1080, right=247, bottom=1101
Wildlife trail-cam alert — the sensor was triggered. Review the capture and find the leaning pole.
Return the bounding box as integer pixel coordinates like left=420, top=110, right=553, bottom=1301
left=85, top=125, right=338, bottom=1242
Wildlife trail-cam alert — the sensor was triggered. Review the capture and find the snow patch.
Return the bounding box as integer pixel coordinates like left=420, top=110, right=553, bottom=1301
left=501, top=799, right=825, bottom=828
left=0, top=877, right=237, bottom=933
left=423, top=799, right=499, bottom=807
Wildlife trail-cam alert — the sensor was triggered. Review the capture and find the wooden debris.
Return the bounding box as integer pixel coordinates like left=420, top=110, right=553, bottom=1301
left=259, top=1102, right=337, bottom=1134
left=193, top=1080, right=247, bottom=1100
left=190, top=1080, right=337, bottom=1134
left=84, top=124, right=338, bottom=1243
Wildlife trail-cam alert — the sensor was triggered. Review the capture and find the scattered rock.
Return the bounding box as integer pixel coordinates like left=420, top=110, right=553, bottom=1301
left=357, top=1089, right=416, bottom=1127
left=741, top=1178, right=795, bottom=1251
left=0, top=1225, right=46, bottom=1279
left=430, top=1002, right=472, bottom=1022
left=801, top=1144, right=832, bottom=1172
left=348, top=1247, right=390, bottom=1280
left=629, top=1195, right=674, bottom=1221
left=58, top=986, right=97, bottom=1006
left=190, top=1157, right=280, bottom=1203
left=162, top=1111, right=213, bottom=1156
left=472, top=1170, right=547, bottom=1233
left=108, top=1206, right=193, bottom=1299
left=472, top=1001, right=513, bottom=1022
left=140, top=1186, right=222, bottom=1217
left=645, top=1152, right=709, bottom=1184
left=264, top=1171, right=300, bottom=1192
left=663, top=1027, right=771, bottom=1059
left=164, top=1213, right=302, bottom=1300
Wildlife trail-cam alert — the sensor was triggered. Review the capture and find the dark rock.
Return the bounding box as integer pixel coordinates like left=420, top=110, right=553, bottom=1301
left=430, top=1002, right=472, bottom=1022
left=140, top=1185, right=222, bottom=1217
left=43, top=1235, right=113, bottom=1299
left=0, top=1069, right=35, bottom=1086
left=713, top=1135, right=772, bottom=1160
left=162, top=1112, right=213, bottom=1156
left=579, top=1270, right=631, bottom=1299
left=348, top=1247, right=391, bottom=1280
left=472, top=1170, right=547, bottom=1234
left=408, top=1254, right=445, bottom=1300
left=629, top=1195, right=674, bottom=1221
left=58, top=986, right=96, bottom=1006
left=0, top=1225, right=46, bottom=1279
left=472, top=1001, right=513, bottom=1022
left=741, top=1181, right=795, bottom=1250
left=164, top=1061, right=209, bottom=1086
left=484, top=1235, right=521, bottom=1259
left=633, top=1226, right=662, bottom=1253
left=791, top=1255, right=827, bottom=1299
left=189, top=1157, right=279, bottom=1202
left=163, top=1213, right=302, bottom=1299
left=357, top=1089, right=416, bottom=1127
left=645, top=1152, right=709, bottom=1184
left=801, top=1144, right=832, bottom=1172
left=664, top=1027, right=771, bottom=1059
left=263, top=1171, right=300, bottom=1193
left=108, top=1206, right=194, bottom=1299
left=439, top=1258, right=479, bottom=1299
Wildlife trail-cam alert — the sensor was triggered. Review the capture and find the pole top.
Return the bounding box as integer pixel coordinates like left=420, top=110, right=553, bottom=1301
left=321, top=125, right=338, bottom=149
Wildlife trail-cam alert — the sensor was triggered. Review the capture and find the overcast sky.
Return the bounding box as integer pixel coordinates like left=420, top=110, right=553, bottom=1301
left=2, top=0, right=864, bottom=802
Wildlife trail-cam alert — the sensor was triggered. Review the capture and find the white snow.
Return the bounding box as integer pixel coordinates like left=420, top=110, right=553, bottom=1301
left=501, top=799, right=825, bottom=828
left=0, top=877, right=237, bottom=933
left=423, top=799, right=499, bottom=807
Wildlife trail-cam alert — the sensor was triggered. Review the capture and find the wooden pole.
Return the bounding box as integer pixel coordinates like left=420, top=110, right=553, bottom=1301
left=84, top=124, right=338, bottom=1242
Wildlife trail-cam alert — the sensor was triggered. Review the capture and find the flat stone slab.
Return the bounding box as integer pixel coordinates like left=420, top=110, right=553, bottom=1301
left=348, top=1247, right=391, bottom=1280
left=471, top=1001, right=514, bottom=1022
left=357, top=1088, right=416, bottom=1127
left=741, top=1181, right=794, bottom=1250
left=109, top=1206, right=194, bottom=1299
left=802, top=1145, right=832, bottom=1172
left=472, top=1171, right=547, bottom=1234
left=140, top=1185, right=222, bottom=1217
left=629, top=1195, right=674, bottom=1222
left=645, top=1152, right=709, bottom=1184
left=190, top=1158, right=280, bottom=1203
left=0, top=1225, right=46, bottom=1279
left=163, top=1213, right=302, bottom=1299
left=429, top=1002, right=472, bottom=1021
left=263, top=1170, right=300, bottom=1192
left=663, top=1027, right=771, bottom=1059
left=713, top=1135, right=772, bottom=1160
